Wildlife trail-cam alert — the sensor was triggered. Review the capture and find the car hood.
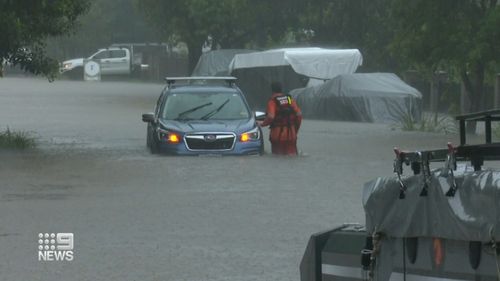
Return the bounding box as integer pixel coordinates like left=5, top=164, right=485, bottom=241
left=159, top=118, right=255, bottom=134
left=62, top=58, right=84, bottom=66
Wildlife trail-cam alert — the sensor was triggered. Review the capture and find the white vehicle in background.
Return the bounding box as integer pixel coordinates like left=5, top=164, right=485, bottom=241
left=60, top=43, right=167, bottom=79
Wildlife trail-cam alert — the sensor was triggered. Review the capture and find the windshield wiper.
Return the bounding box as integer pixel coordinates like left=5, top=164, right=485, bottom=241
left=200, top=99, right=230, bottom=120
left=175, top=102, right=213, bottom=120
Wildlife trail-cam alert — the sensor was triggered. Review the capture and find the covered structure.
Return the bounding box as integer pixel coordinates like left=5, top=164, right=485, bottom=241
left=228, top=48, right=363, bottom=110
left=191, top=49, right=254, bottom=77
left=290, top=73, right=422, bottom=123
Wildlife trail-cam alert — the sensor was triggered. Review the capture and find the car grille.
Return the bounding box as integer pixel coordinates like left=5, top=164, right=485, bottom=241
left=185, top=133, right=236, bottom=151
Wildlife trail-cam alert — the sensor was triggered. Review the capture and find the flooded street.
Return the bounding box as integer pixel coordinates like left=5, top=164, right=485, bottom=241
left=0, top=77, right=456, bottom=281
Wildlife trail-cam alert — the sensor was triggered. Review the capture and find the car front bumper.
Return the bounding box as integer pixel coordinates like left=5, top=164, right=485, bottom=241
left=157, top=139, right=263, bottom=155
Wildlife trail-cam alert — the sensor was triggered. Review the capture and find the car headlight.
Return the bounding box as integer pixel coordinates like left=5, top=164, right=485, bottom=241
left=157, top=128, right=181, bottom=143
left=240, top=127, right=260, bottom=142
left=62, top=63, right=72, bottom=70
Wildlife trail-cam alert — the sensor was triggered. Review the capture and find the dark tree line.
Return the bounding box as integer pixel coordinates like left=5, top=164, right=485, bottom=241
left=45, top=0, right=159, bottom=61
left=1, top=0, right=498, bottom=119
left=390, top=0, right=500, bottom=128
left=0, top=0, right=90, bottom=79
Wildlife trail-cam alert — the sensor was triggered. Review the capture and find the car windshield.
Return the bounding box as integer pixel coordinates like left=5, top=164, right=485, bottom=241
left=162, top=91, right=250, bottom=120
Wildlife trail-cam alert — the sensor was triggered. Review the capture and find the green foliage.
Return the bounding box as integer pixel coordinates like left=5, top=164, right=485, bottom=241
left=46, top=0, right=159, bottom=61
left=0, top=0, right=90, bottom=79
left=135, top=0, right=499, bottom=82
left=395, top=112, right=458, bottom=134
left=389, top=0, right=499, bottom=117
left=0, top=128, right=36, bottom=149
left=390, top=0, right=499, bottom=70
left=136, top=0, right=302, bottom=69
left=386, top=95, right=457, bottom=134
left=298, top=0, right=397, bottom=71
left=137, top=0, right=297, bottom=47
left=493, top=123, right=500, bottom=142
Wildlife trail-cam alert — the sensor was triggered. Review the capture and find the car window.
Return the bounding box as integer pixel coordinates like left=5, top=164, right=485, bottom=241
left=92, top=50, right=110, bottom=60
left=162, top=91, right=250, bottom=120
left=110, top=50, right=127, bottom=58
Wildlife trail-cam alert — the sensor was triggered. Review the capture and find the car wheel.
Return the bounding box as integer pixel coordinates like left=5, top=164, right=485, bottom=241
left=149, top=139, right=160, bottom=154
left=146, top=126, right=160, bottom=154
left=146, top=127, right=152, bottom=148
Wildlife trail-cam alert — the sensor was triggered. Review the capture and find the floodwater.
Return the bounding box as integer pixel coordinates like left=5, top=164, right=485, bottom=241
left=0, top=77, right=457, bottom=281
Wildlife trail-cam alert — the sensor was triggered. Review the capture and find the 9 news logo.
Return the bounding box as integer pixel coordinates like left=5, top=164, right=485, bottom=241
left=38, top=233, right=74, bottom=262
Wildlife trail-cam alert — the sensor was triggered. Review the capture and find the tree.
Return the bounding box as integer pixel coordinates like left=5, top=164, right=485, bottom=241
left=46, top=0, right=160, bottom=61
left=390, top=0, right=500, bottom=132
left=136, top=0, right=301, bottom=71
left=298, top=0, right=397, bottom=71
left=0, top=0, right=90, bottom=79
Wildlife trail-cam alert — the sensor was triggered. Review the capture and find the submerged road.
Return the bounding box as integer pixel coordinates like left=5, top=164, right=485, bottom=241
left=0, top=77, right=456, bottom=281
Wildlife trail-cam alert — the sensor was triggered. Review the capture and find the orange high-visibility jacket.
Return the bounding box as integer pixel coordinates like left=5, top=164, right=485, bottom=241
left=261, top=93, right=302, bottom=142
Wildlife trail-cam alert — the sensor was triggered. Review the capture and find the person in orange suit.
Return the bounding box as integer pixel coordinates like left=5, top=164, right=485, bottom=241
left=258, top=81, right=302, bottom=155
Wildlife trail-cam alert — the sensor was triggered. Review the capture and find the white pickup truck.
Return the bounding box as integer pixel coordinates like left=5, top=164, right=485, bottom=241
left=60, top=47, right=138, bottom=77
left=60, top=43, right=170, bottom=78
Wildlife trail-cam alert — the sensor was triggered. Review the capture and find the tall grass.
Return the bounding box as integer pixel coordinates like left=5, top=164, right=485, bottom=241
left=386, top=98, right=457, bottom=134
left=394, top=111, right=457, bottom=134
left=0, top=127, right=36, bottom=149
left=493, top=124, right=500, bottom=141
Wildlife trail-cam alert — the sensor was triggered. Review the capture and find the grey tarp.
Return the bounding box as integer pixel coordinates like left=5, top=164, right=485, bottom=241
left=191, top=49, right=254, bottom=77
left=231, top=65, right=309, bottom=110
left=290, top=73, right=422, bottom=123
left=229, top=48, right=363, bottom=111
left=363, top=168, right=500, bottom=242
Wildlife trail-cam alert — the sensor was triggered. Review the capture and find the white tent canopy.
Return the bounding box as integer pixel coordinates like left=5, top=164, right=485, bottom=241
left=191, top=49, right=255, bottom=77
left=228, top=47, right=363, bottom=80
left=228, top=47, right=364, bottom=109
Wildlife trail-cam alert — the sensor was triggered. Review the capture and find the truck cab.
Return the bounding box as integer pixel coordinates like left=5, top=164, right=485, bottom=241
left=88, top=48, right=131, bottom=75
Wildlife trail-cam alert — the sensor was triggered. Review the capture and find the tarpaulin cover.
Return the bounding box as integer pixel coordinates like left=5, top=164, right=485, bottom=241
left=191, top=49, right=254, bottom=77
left=231, top=65, right=308, bottom=110
left=228, top=48, right=363, bottom=80
left=363, top=168, right=500, bottom=242
left=228, top=48, right=363, bottom=110
left=290, top=73, right=422, bottom=123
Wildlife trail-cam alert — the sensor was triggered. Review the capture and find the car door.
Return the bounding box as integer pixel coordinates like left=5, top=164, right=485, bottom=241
left=90, top=50, right=111, bottom=75
left=148, top=91, right=167, bottom=143
left=109, top=49, right=130, bottom=74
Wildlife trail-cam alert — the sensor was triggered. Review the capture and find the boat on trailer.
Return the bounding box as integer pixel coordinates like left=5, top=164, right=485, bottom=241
left=301, top=110, right=500, bottom=281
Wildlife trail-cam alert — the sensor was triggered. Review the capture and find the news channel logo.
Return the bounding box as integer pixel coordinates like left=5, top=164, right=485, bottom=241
left=38, top=233, right=74, bottom=262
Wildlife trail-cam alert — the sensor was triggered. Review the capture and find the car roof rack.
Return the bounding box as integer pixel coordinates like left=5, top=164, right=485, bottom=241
left=395, top=110, right=500, bottom=175
left=165, top=77, right=237, bottom=87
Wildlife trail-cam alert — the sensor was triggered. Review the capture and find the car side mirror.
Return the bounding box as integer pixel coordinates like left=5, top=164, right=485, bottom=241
left=255, top=111, right=266, bottom=121
left=142, top=113, right=155, bottom=123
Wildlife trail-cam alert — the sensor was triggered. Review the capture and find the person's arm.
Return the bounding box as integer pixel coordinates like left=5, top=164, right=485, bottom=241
left=259, top=99, right=276, bottom=127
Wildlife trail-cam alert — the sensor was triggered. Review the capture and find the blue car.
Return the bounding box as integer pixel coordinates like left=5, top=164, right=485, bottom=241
left=142, top=77, right=265, bottom=155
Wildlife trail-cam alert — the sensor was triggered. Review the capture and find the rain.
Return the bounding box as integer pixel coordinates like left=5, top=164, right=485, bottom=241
left=0, top=0, right=499, bottom=280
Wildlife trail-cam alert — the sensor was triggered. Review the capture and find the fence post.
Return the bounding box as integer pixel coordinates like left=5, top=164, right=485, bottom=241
left=495, top=73, right=500, bottom=109
left=430, top=75, right=438, bottom=114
